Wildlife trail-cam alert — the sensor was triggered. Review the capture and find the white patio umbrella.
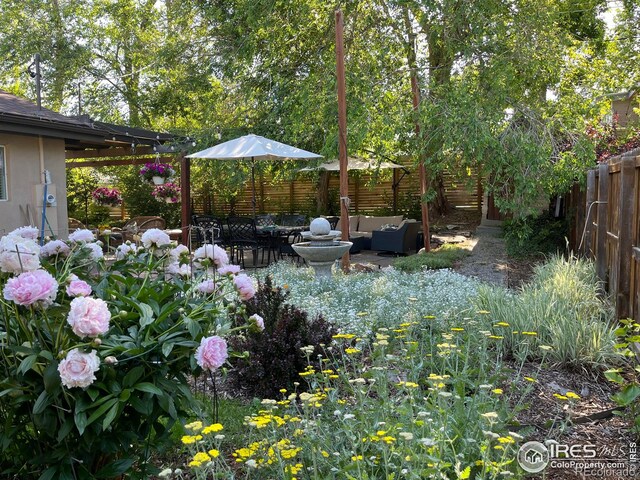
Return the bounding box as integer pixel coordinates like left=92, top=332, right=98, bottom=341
left=186, top=134, right=322, bottom=217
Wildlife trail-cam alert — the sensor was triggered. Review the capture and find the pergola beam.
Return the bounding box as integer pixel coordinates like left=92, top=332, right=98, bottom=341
left=66, top=156, right=173, bottom=169
left=66, top=146, right=156, bottom=159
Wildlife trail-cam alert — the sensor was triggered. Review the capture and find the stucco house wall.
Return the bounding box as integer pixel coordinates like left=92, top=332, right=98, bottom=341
left=0, top=133, right=68, bottom=237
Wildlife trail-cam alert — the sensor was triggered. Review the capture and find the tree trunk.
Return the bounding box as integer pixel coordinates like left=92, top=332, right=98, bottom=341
left=316, top=171, right=330, bottom=215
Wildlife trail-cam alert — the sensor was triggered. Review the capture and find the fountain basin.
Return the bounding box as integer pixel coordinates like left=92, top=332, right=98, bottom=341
left=292, top=240, right=352, bottom=279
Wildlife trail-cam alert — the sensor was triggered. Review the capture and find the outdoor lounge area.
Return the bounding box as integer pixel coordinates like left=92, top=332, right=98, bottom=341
left=3, top=3, right=639, bottom=479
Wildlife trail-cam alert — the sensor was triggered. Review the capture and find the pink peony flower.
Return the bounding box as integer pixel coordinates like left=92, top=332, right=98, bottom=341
left=3, top=269, right=58, bottom=307
left=170, top=244, right=190, bottom=259
left=9, top=226, right=40, bottom=240
left=83, top=242, right=104, bottom=260
left=233, top=273, right=255, bottom=301
left=115, top=242, right=136, bottom=260
left=194, top=244, right=229, bottom=269
left=40, top=239, right=71, bottom=258
left=195, top=336, right=228, bottom=371
left=196, top=279, right=217, bottom=294
left=141, top=228, right=171, bottom=249
left=66, top=296, right=111, bottom=338
left=58, top=349, right=100, bottom=388
left=66, top=278, right=92, bottom=297
left=0, top=235, right=41, bottom=273
left=167, top=262, right=191, bottom=278
left=249, top=313, right=265, bottom=331
left=68, top=229, right=95, bottom=243
left=217, top=264, right=241, bottom=276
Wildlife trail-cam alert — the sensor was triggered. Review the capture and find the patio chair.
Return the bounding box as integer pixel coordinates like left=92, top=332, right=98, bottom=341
left=255, top=214, right=277, bottom=227
left=116, top=216, right=166, bottom=244
left=279, top=213, right=306, bottom=227
left=370, top=220, right=421, bottom=256
left=227, top=216, right=270, bottom=268
left=192, top=215, right=227, bottom=249
left=68, top=218, right=87, bottom=231
left=278, top=230, right=305, bottom=265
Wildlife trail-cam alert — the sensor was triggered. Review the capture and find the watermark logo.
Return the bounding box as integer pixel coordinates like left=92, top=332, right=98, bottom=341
left=518, top=441, right=550, bottom=473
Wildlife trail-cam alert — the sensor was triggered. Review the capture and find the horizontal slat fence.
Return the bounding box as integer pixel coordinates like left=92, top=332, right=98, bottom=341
left=574, top=148, right=640, bottom=319
left=192, top=161, right=480, bottom=217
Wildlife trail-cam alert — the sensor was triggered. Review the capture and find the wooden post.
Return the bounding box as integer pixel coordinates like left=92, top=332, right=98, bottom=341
left=584, top=169, right=596, bottom=257
left=596, top=163, right=609, bottom=283
left=336, top=9, right=350, bottom=272
left=617, top=156, right=635, bottom=318
left=180, top=153, right=190, bottom=245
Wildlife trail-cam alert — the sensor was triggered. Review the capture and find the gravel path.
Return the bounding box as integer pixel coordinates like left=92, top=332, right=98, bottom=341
left=452, top=225, right=508, bottom=286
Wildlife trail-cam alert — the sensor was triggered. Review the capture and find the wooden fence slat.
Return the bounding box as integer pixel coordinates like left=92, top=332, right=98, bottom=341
left=616, top=156, right=635, bottom=318
left=584, top=169, right=597, bottom=257
left=596, top=163, right=610, bottom=283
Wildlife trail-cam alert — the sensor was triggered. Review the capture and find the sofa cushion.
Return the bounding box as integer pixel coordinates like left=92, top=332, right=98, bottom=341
left=357, top=215, right=403, bottom=233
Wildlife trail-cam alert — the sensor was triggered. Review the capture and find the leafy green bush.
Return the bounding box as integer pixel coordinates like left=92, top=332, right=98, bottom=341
left=604, top=319, right=640, bottom=434
left=475, top=254, right=618, bottom=367
left=227, top=276, right=337, bottom=399
left=394, top=244, right=470, bottom=272
left=0, top=228, right=251, bottom=479
left=503, top=213, right=569, bottom=257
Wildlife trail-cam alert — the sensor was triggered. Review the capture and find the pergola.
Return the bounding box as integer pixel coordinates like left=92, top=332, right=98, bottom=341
left=64, top=118, right=192, bottom=244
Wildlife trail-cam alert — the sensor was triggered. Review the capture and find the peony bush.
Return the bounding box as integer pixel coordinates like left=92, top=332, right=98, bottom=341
left=0, top=227, right=256, bottom=479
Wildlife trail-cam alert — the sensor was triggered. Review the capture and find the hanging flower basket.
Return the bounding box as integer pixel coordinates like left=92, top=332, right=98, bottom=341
left=152, top=182, right=181, bottom=204
left=140, top=162, right=175, bottom=184
left=91, top=187, right=122, bottom=207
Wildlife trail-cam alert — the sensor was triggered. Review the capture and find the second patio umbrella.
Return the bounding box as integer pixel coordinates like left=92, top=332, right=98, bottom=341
left=186, top=134, right=322, bottom=217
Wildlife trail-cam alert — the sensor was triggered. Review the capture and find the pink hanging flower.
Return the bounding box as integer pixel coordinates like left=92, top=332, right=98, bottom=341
left=3, top=269, right=58, bottom=307
left=195, top=336, right=228, bottom=371
left=66, top=297, right=111, bottom=338
left=233, top=273, right=255, bottom=301
left=58, top=349, right=100, bottom=389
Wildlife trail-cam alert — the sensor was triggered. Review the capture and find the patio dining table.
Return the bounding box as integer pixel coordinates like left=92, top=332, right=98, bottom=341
left=256, top=225, right=307, bottom=265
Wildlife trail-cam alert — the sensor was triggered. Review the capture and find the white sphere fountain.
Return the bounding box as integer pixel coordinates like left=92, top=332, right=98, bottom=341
left=292, top=218, right=352, bottom=279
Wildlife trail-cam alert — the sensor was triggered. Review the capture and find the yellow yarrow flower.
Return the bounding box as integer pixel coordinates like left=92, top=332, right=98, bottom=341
left=208, top=449, right=220, bottom=458
left=181, top=435, right=202, bottom=444
left=202, top=423, right=223, bottom=434
left=497, top=436, right=514, bottom=444
left=185, top=421, right=203, bottom=431
left=332, top=333, right=356, bottom=339
left=345, top=348, right=361, bottom=355
left=193, top=452, right=211, bottom=463
left=492, top=388, right=503, bottom=395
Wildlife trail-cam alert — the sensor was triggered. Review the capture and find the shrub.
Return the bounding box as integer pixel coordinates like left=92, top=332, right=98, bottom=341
left=475, top=254, right=618, bottom=368
left=227, top=276, right=337, bottom=399
left=394, top=244, right=470, bottom=272
left=503, top=213, right=569, bottom=257
left=0, top=227, right=251, bottom=479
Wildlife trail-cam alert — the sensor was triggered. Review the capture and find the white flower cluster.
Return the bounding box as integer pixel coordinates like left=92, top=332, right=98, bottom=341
left=259, top=263, right=479, bottom=335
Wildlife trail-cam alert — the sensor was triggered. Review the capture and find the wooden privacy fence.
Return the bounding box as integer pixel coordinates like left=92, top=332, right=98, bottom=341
left=192, top=164, right=481, bottom=217
left=576, top=148, right=640, bottom=319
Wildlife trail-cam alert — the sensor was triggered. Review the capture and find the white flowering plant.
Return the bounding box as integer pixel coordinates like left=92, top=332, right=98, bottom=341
left=0, top=227, right=256, bottom=479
